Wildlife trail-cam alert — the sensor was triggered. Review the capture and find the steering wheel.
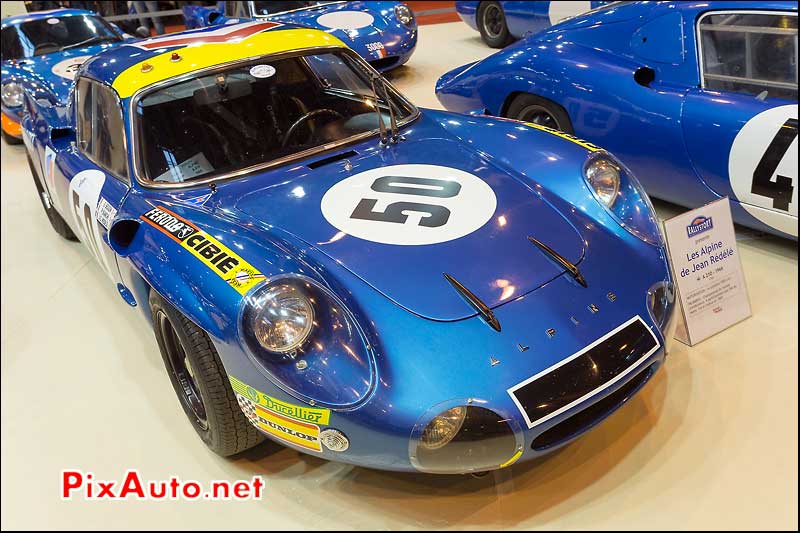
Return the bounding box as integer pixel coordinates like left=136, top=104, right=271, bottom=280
left=33, top=42, right=60, bottom=55
left=281, top=108, right=344, bottom=148
left=180, top=116, right=231, bottom=163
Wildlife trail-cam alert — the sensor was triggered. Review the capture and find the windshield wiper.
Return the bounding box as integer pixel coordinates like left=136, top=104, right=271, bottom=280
left=370, top=74, right=399, bottom=145
left=60, top=35, right=116, bottom=51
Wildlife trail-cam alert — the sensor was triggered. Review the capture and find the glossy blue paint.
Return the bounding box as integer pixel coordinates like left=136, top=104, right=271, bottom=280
left=437, top=1, right=799, bottom=239
left=22, top=27, right=674, bottom=473
left=455, top=1, right=607, bottom=42
left=1, top=9, right=133, bottom=135
left=181, top=1, right=417, bottom=72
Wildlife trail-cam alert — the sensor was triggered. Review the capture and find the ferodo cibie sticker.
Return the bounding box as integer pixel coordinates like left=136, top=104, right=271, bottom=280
left=140, top=206, right=265, bottom=295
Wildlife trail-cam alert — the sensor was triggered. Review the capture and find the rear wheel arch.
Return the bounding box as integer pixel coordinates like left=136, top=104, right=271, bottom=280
left=502, top=91, right=575, bottom=134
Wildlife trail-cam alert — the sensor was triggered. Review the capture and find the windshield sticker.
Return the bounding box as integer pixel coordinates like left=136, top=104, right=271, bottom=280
left=320, top=164, right=497, bottom=246
left=140, top=206, right=266, bottom=295
left=316, top=11, right=374, bottom=30
left=249, top=64, right=276, bottom=79
left=47, top=17, right=60, bottom=25
left=154, top=153, right=214, bottom=183
left=51, top=56, right=90, bottom=79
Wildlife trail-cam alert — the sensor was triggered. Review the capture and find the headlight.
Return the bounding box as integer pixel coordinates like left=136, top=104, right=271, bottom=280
left=247, top=284, right=314, bottom=354
left=240, top=277, right=375, bottom=407
left=583, top=152, right=663, bottom=245
left=410, top=402, right=522, bottom=473
left=1, top=82, right=24, bottom=108
left=394, top=3, right=414, bottom=26
left=420, top=406, right=466, bottom=450
left=584, top=157, right=620, bottom=206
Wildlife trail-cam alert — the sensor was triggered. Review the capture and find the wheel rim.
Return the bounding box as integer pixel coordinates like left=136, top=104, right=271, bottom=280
left=157, top=311, right=208, bottom=430
left=483, top=4, right=505, bottom=38
left=517, top=104, right=562, bottom=131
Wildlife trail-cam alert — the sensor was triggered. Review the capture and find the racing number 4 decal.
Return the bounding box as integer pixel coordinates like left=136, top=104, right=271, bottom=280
left=751, top=118, right=797, bottom=211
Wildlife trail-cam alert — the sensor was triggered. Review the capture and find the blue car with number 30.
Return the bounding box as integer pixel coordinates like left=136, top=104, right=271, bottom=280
left=1, top=9, right=142, bottom=144
left=23, top=21, right=675, bottom=473
left=182, top=1, right=417, bottom=72
left=437, top=1, right=798, bottom=239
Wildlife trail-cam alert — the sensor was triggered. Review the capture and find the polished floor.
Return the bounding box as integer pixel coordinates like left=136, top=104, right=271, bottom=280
left=1, top=21, right=798, bottom=530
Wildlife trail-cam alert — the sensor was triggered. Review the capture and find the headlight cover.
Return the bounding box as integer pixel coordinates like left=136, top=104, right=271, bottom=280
left=240, top=277, right=375, bottom=407
left=1, top=82, right=24, bottom=108
left=583, top=152, right=663, bottom=245
left=410, top=400, right=523, bottom=474
left=394, top=3, right=414, bottom=26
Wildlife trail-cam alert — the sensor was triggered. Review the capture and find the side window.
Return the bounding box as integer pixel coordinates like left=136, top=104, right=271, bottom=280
left=698, top=12, right=798, bottom=101
left=76, top=78, right=128, bottom=181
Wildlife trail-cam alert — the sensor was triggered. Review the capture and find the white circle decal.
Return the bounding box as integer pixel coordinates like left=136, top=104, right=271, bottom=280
left=249, top=64, right=275, bottom=78
left=316, top=11, right=374, bottom=30
left=320, top=164, right=497, bottom=246
left=52, top=56, right=90, bottom=79
left=729, top=105, right=797, bottom=235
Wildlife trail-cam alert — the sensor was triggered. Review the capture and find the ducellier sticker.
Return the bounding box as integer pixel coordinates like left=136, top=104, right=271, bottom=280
left=523, top=122, right=602, bottom=152
left=140, top=205, right=265, bottom=295
left=230, top=376, right=330, bottom=453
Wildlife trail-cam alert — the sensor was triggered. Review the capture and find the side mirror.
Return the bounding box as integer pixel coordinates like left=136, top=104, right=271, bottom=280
left=135, top=26, right=151, bottom=39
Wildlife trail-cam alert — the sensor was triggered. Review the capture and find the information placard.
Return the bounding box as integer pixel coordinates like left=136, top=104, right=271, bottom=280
left=663, top=198, right=751, bottom=345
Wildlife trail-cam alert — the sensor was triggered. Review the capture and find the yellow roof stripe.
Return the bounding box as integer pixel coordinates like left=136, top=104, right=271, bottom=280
left=113, top=29, right=346, bottom=99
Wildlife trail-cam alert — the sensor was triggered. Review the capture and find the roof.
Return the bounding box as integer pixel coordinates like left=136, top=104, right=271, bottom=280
left=79, top=20, right=346, bottom=99
left=1, top=8, right=95, bottom=28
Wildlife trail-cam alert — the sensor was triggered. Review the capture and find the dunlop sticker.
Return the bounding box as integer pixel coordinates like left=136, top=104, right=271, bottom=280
left=140, top=205, right=265, bottom=295
left=229, top=375, right=331, bottom=425
left=523, top=122, right=602, bottom=152
left=254, top=404, right=322, bottom=452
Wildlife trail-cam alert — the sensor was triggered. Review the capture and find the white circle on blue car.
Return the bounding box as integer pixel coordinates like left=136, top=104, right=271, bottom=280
left=321, top=164, right=497, bottom=245
left=316, top=11, right=374, bottom=30
left=51, top=56, right=90, bottom=79
left=729, top=104, right=798, bottom=236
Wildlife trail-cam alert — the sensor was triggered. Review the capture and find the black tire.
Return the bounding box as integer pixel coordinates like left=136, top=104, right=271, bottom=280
left=505, top=93, right=574, bottom=134
left=149, top=291, right=264, bottom=456
left=26, top=154, right=78, bottom=241
left=478, top=1, right=512, bottom=48
left=3, top=128, right=23, bottom=145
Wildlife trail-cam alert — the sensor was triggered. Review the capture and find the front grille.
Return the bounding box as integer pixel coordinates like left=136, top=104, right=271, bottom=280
left=531, top=363, right=654, bottom=451
left=509, top=316, right=659, bottom=428
left=369, top=56, right=400, bottom=70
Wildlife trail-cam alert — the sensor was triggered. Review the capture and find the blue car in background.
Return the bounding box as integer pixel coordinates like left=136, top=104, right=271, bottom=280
left=437, top=1, right=798, bottom=238
left=0, top=9, right=142, bottom=144
left=455, top=1, right=607, bottom=47
left=182, top=1, right=417, bottom=71
left=22, top=21, right=674, bottom=473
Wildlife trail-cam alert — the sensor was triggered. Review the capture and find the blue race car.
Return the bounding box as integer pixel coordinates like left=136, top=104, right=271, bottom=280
left=455, top=1, right=607, bottom=47
left=0, top=9, right=144, bottom=145
left=182, top=1, right=417, bottom=71
left=437, top=1, right=799, bottom=239
left=23, top=21, right=675, bottom=473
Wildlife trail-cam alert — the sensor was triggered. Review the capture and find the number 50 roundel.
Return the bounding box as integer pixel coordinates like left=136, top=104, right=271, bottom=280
left=321, top=164, right=497, bottom=245
left=729, top=105, right=797, bottom=236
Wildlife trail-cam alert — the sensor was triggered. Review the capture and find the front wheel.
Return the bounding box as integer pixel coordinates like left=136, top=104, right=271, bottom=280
left=505, top=93, right=574, bottom=134
left=477, top=2, right=512, bottom=48
left=149, top=291, right=264, bottom=456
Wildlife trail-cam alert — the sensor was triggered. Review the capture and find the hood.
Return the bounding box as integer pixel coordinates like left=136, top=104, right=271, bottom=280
left=234, top=134, right=586, bottom=321
left=7, top=42, right=121, bottom=105
left=266, top=2, right=393, bottom=46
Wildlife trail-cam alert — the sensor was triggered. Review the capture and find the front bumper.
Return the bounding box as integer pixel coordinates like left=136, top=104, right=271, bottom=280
left=1, top=111, right=22, bottom=139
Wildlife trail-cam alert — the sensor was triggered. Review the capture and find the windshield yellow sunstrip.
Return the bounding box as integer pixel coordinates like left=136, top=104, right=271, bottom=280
left=112, top=28, right=346, bottom=99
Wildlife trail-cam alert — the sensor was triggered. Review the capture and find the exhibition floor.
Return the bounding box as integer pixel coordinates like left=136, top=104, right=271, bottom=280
left=1, top=21, right=797, bottom=530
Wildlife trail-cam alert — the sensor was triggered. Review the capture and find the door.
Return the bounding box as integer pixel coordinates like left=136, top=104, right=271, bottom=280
left=682, top=10, right=798, bottom=237
left=48, top=77, right=131, bottom=285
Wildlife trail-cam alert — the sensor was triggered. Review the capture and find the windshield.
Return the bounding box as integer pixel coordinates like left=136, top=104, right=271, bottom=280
left=252, top=2, right=337, bottom=16
left=1, top=15, right=121, bottom=60
left=135, top=50, right=415, bottom=184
